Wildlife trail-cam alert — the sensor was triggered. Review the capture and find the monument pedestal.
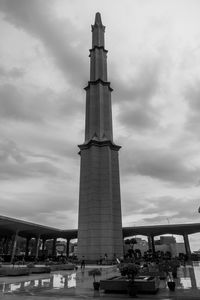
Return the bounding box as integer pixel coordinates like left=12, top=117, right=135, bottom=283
left=78, top=143, right=123, bottom=260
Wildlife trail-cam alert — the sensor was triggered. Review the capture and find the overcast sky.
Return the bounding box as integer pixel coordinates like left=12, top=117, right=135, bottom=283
left=0, top=0, right=200, bottom=250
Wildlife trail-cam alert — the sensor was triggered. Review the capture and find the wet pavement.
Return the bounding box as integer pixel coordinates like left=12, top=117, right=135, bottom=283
left=0, top=263, right=199, bottom=299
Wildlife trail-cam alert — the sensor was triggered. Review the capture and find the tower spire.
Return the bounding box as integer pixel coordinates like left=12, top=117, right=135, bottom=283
left=92, top=12, right=105, bottom=48
left=94, top=12, right=103, bottom=26
left=83, top=12, right=114, bottom=143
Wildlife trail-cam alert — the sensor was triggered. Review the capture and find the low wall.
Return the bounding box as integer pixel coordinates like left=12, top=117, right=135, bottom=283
left=100, top=276, right=160, bottom=294
left=29, top=266, right=51, bottom=274
left=48, top=263, right=75, bottom=271
left=0, top=267, right=30, bottom=276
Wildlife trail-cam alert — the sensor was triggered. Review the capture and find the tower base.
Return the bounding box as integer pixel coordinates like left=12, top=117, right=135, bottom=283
left=77, top=143, right=123, bottom=261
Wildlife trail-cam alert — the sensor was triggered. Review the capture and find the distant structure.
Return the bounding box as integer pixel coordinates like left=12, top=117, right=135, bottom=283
left=124, top=236, right=186, bottom=258
left=156, top=236, right=186, bottom=257
left=77, top=13, right=123, bottom=261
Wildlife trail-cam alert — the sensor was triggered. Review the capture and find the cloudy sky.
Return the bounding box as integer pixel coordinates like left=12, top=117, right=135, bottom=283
left=0, top=0, right=200, bottom=250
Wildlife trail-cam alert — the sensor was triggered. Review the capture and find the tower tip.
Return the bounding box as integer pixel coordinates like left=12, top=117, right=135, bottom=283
left=94, top=12, right=103, bottom=26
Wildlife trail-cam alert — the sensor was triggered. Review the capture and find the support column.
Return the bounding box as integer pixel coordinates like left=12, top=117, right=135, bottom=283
left=189, top=266, right=197, bottom=288
left=66, top=238, right=70, bottom=258
left=50, top=276, right=54, bottom=288
left=183, top=234, right=192, bottom=261
left=3, top=237, right=10, bottom=254
left=42, top=239, right=46, bottom=252
left=0, top=237, right=3, bottom=255
left=25, top=237, right=30, bottom=257
left=10, top=231, right=18, bottom=264
left=52, top=238, right=57, bottom=257
left=35, top=236, right=40, bottom=260
left=151, top=236, right=155, bottom=255
left=148, top=236, right=152, bottom=251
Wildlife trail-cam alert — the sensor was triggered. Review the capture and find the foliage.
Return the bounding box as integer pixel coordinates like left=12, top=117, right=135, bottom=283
left=125, top=238, right=137, bottom=245
left=158, top=259, right=180, bottom=281
left=119, top=263, right=139, bottom=280
left=27, top=262, right=35, bottom=268
left=45, top=259, right=56, bottom=265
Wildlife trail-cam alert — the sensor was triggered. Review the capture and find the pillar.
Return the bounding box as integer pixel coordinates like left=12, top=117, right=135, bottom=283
left=183, top=234, right=192, bottom=260
left=10, top=231, right=18, bottom=264
left=0, top=237, right=3, bottom=254
left=151, top=235, right=156, bottom=254
left=148, top=236, right=152, bottom=251
left=52, top=238, right=57, bottom=257
left=42, top=239, right=46, bottom=252
left=25, top=237, right=30, bottom=257
left=50, top=276, right=54, bottom=288
left=3, top=237, right=10, bottom=254
left=35, top=236, right=40, bottom=260
left=189, top=266, right=197, bottom=288
left=66, top=238, right=70, bottom=258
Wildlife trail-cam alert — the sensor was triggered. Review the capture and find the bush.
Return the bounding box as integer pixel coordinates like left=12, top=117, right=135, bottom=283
left=119, top=263, right=139, bottom=280
left=27, top=262, right=35, bottom=268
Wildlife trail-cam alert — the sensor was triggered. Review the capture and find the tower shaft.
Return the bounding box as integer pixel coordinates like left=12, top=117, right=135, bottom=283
left=77, top=13, right=123, bottom=261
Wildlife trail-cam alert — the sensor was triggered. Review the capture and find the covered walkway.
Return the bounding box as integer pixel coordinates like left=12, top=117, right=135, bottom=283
left=0, top=215, right=199, bottom=262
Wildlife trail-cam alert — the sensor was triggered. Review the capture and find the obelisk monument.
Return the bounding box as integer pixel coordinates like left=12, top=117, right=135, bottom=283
left=77, top=13, right=123, bottom=261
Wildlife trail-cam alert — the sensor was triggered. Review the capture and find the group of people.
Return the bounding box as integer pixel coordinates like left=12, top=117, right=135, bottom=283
left=80, top=253, right=120, bottom=270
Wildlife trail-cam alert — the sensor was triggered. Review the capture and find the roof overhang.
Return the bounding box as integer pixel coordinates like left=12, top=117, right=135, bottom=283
left=0, top=215, right=199, bottom=240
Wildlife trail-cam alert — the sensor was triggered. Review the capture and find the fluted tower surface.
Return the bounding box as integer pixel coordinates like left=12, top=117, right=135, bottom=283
left=77, top=13, right=123, bottom=261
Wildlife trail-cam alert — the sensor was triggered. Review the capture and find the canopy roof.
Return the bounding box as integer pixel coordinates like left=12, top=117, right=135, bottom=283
left=0, top=215, right=199, bottom=240
left=123, top=223, right=200, bottom=238
left=0, top=215, right=77, bottom=240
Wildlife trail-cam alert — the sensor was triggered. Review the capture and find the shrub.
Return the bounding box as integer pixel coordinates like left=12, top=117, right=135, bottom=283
left=119, top=263, right=139, bottom=280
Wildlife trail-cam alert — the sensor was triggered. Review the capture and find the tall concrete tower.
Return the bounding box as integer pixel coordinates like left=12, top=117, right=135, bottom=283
left=77, top=13, right=123, bottom=261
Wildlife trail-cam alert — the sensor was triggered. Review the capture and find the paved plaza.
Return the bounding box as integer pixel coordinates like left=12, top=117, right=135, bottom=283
left=0, top=263, right=199, bottom=300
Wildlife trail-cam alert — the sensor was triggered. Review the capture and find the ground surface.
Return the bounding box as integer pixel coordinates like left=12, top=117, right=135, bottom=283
left=0, top=263, right=199, bottom=299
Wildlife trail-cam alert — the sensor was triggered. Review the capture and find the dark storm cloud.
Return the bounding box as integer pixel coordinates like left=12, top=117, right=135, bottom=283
left=122, top=195, right=200, bottom=225
left=141, top=196, right=200, bottom=224
left=0, top=161, right=67, bottom=180
left=0, top=139, right=68, bottom=180
left=141, top=196, right=198, bottom=217
left=57, top=89, right=84, bottom=117
left=113, top=60, right=161, bottom=131
left=121, top=146, right=200, bottom=186
left=0, top=0, right=87, bottom=85
left=0, top=139, right=25, bottom=163
left=113, top=60, right=160, bottom=103
left=0, top=0, right=162, bottom=132
left=184, top=81, right=200, bottom=136
left=0, top=66, right=25, bottom=78
left=0, top=84, right=42, bottom=121
left=0, top=194, right=78, bottom=229
left=118, top=104, right=158, bottom=130
left=0, top=83, right=82, bottom=123
left=24, top=139, right=78, bottom=162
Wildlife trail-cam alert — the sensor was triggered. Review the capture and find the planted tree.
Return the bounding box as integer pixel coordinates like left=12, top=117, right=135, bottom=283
left=88, top=268, right=102, bottom=290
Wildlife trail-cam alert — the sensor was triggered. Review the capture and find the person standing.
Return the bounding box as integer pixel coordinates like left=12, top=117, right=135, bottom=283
left=104, top=253, right=108, bottom=264
left=81, top=256, right=85, bottom=270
